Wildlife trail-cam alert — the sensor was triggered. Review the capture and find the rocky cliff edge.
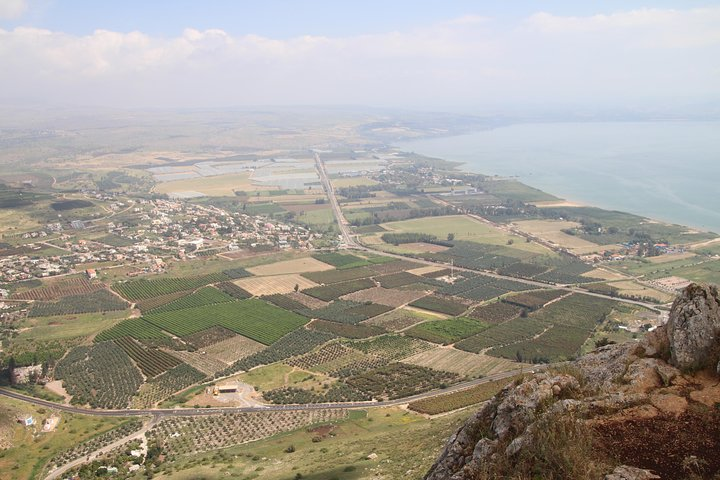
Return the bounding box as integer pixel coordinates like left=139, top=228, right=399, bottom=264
left=424, top=283, right=720, bottom=480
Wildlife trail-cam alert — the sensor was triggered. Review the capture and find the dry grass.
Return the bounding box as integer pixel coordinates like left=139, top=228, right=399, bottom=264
left=514, top=219, right=603, bottom=251
left=234, top=274, right=318, bottom=296
left=403, top=347, right=521, bottom=377
left=154, top=172, right=265, bottom=196
left=246, top=257, right=334, bottom=276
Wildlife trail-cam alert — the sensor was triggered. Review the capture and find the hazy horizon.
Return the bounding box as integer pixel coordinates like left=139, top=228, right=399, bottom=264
left=1, top=1, right=719, bottom=114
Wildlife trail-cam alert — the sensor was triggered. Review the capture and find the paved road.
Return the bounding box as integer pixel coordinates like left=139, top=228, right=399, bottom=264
left=314, top=152, right=357, bottom=247
left=0, top=367, right=536, bottom=418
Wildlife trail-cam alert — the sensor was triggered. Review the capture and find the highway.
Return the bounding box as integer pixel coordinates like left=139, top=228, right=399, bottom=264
left=0, top=367, right=535, bottom=417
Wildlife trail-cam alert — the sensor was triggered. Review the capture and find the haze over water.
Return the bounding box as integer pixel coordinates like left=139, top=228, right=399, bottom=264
left=397, top=121, right=720, bottom=234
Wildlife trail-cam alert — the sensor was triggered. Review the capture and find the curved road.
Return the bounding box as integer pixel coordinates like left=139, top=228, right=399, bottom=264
left=0, top=367, right=537, bottom=418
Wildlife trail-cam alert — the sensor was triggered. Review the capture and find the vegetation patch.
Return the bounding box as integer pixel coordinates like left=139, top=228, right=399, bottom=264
left=113, top=337, right=182, bottom=377
left=312, top=252, right=370, bottom=269
left=303, top=278, right=376, bottom=301
left=143, top=299, right=308, bottom=344
left=308, top=319, right=386, bottom=339
left=113, top=273, right=229, bottom=301
left=302, top=266, right=375, bottom=284
left=94, top=317, right=168, bottom=342
left=406, top=316, right=490, bottom=344
left=346, top=363, right=459, bottom=400
left=409, top=295, right=468, bottom=316
left=28, top=289, right=129, bottom=317
left=146, top=286, right=235, bottom=314
left=55, top=342, right=143, bottom=409
left=408, top=376, right=520, bottom=415
left=344, top=334, right=434, bottom=361
left=468, top=301, right=524, bottom=324
left=50, top=199, right=94, bottom=211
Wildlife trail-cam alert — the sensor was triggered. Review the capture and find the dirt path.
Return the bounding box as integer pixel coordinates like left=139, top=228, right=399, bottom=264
left=44, top=416, right=158, bottom=480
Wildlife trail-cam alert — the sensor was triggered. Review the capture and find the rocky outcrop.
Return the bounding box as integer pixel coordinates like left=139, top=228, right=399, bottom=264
left=425, top=283, right=720, bottom=480
left=665, top=283, right=720, bottom=372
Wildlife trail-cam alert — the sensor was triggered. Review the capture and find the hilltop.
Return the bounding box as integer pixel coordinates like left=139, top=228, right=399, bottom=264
left=425, top=283, right=720, bottom=480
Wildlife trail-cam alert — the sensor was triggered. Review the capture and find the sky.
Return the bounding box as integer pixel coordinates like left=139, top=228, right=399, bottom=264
left=1, top=0, right=719, bottom=112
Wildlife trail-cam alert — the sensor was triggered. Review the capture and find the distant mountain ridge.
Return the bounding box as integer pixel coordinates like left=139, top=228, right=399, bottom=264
left=425, top=283, right=720, bottom=480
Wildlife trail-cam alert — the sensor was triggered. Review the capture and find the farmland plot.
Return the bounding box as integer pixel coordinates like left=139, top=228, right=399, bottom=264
left=13, top=277, right=104, bottom=301
left=363, top=307, right=438, bottom=331
left=143, top=299, right=308, bottom=344
left=234, top=274, right=317, bottom=296
left=409, top=376, right=520, bottom=415
left=113, top=273, right=229, bottom=301
left=409, top=295, right=469, bottom=316
left=55, top=342, right=143, bottom=409
left=308, top=319, right=385, bottom=339
left=346, top=363, right=460, bottom=400
left=164, top=349, right=228, bottom=376
left=406, top=316, right=490, bottom=345
left=468, top=302, right=523, bottom=324
left=29, top=289, right=129, bottom=317
left=148, top=409, right=348, bottom=455
left=182, top=326, right=236, bottom=349
left=94, top=317, right=168, bottom=342
left=302, top=266, right=375, bottom=284
left=246, top=257, right=333, bottom=276
left=146, top=286, right=234, bottom=314
left=285, top=291, right=329, bottom=309
left=131, top=364, right=206, bottom=408
left=302, top=278, right=376, bottom=301
left=375, top=271, right=425, bottom=288
left=403, top=347, right=519, bottom=377
left=114, top=337, right=182, bottom=377
left=344, top=334, right=434, bottom=361
left=204, top=334, right=266, bottom=364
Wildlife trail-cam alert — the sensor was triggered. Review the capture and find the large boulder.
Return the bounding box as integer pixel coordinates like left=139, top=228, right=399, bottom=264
left=666, top=283, right=720, bottom=372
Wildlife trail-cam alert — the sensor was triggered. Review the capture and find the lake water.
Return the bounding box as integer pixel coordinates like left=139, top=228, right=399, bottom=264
left=396, top=121, right=720, bottom=234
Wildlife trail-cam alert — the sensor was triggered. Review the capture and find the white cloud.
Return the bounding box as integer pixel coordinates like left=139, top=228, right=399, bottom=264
left=0, top=7, right=718, bottom=109
left=0, top=0, right=26, bottom=19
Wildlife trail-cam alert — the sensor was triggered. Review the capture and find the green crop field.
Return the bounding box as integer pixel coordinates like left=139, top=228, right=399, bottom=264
left=302, top=278, right=375, bottom=301
left=143, top=299, right=308, bottom=345
left=94, top=317, right=169, bottom=342
left=312, top=252, right=370, bottom=269
left=147, top=286, right=235, bottom=314
left=409, top=295, right=469, bottom=316
left=406, top=316, right=490, bottom=345
left=113, top=273, right=230, bottom=301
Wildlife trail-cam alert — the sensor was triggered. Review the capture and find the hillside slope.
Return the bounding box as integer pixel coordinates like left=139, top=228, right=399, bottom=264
left=425, top=283, right=720, bottom=480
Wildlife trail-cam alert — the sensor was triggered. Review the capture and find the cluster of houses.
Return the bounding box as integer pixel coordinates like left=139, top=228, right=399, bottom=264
left=1, top=198, right=318, bottom=283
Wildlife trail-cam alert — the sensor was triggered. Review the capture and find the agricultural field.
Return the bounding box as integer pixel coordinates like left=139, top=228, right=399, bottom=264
left=346, top=362, right=459, bottom=400
left=468, top=301, right=524, bottom=324
left=364, top=307, right=440, bottom=331
left=224, top=329, right=336, bottom=375
left=455, top=316, right=548, bottom=354
left=214, top=281, right=253, bottom=299
left=143, top=299, right=308, bottom=344
left=167, top=349, right=229, bottom=376
left=408, top=376, right=521, bottom=415
left=513, top=219, right=610, bottom=252
left=488, top=294, right=621, bottom=363
left=94, top=317, right=169, bottom=342
left=308, top=319, right=386, bottom=339
left=246, top=257, right=333, bottom=276
left=374, top=271, right=425, bottom=288
left=203, top=334, right=267, bottom=364
left=406, top=316, right=490, bottom=345
left=341, top=285, right=428, bottom=307
left=409, top=295, right=469, bottom=316
left=502, top=289, right=569, bottom=311
left=344, top=334, right=434, bottom=361
left=113, top=273, right=229, bottom=301
left=285, top=291, right=329, bottom=309
left=113, top=337, right=182, bottom=377
left=377, top=215, right=547, bottom=253
left=28, top=289, right=129, bottom=317
left=403, top=347, right=520, bottom=377
left=145, top=286, right=234, bottom=314
left=234, top=273, right=317, bottom=296
left=131, top=364, right=207, bottom=408
left=312, top=252, right=371, bottom=269
left=12, top=277, right=104, bottom=301
left=301, top=266, right=375, bottom=284
left=237, top=363, right=333, bottom=393
left=16, top=310, right=130, bottom=343
left=153, top=172, right=261, bottom=196
left=54, top=342, right=143, bottom=409
left=182, top=326, right=237, bottom=348
left=302, top=278, right=375, bottom=301
left=300, top=300, right=393, bottom=324
left=148, top=409, right=348, bottom=455
left=286, top=342, right=385, bottom=377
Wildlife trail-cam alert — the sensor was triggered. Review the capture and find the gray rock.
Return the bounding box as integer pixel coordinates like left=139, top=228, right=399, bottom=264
left=666, top=283, right=720, bottom=372
left=604, top=465, right=660, bottom=480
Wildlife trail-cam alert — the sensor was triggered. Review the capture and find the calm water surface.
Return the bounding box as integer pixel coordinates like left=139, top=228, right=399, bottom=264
left=396, top=122, right=720, bottom=233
